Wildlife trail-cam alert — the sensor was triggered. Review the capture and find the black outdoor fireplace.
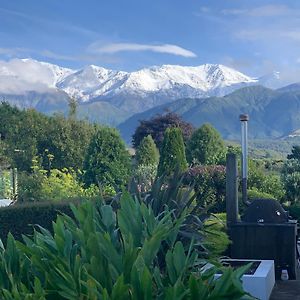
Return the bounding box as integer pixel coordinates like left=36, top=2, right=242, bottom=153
left=242, top=198, right=288, bottom=224
left=229, top=199, right=297, bottom=280
left=226, top=115, right=298, bottom=280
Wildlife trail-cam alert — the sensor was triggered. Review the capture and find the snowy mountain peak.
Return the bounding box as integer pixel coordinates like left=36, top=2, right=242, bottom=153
left=258, top=71, right=282, bottom=89
left=57, top=65, right=128, bottom=101
left=0, top=58, right=289, bottom=112
left=114, top=63, right=256, bottom=94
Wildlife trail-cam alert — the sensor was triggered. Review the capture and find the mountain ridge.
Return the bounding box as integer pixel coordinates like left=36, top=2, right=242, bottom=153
left=0, top=58, right=268, bottom=102
left=118, top=85, right=300, bottom=143
left=1, top=58, right=300, bottom=141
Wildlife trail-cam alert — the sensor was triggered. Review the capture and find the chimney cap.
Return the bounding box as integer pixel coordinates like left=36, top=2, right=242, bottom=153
left=239, top=114, right=249, bottom=122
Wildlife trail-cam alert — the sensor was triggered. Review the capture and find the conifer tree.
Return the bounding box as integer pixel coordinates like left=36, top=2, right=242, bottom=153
left=157, top=127, right=188, bottom=176
left=186, top=123, right=226, bottom=165
left=135, top=135, right=159, bottom=166
left=83, top=127, right=131, bottom=187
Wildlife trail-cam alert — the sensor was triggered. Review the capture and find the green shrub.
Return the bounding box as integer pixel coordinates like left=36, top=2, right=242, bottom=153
left=0, top=196, right=250, bottom=299
left=133, top=164, right=157, bottom=192
left=19, top=168, right=99, bottom=202
left=185, top=165, right=226, bottom=213
left=248, top=160, right=285, bottom=201
left=135, top=135, right=159, bottom=166
left=0, top=170, right=12, bottom=199
left=204, top=213, right=231, bottom=257
left=157, top=127, right=188, bottom=177
left=0, top=201, right=74, bottom=243
left=247, top=188, right=276, bottom=200
left=83, top=127, right=131, bottom=188
left=288, top=204, right=300, bottom=223
left=186, top=123, right=226, bottom=165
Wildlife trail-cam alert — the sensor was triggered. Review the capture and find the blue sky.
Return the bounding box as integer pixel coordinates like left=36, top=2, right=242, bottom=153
left=1, top=0, right=300, bottom=79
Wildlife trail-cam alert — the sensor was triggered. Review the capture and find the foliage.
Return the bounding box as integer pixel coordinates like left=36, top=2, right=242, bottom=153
left=185, top=165, right=226, bottom=213
left=133, top=164, right=157, bottom=193
left=281, top=159, right=300, bottom=204
left=226, top=144, right=241, bottom=156
left=132, top=112, right=194, bottom=149
left=288, top=204, right=300, bottom=223
left=157, top=127, right=188, bottom=177
left=0, top=170, right=13, bottom=199
left=68, top=97, right=77, bottom=120
left=135, top=135, right=159, bottom=166
left=39, top=169, right=98, bottom=202
left=248, top=159, right=285, bottom=201
left=0, top=102, right=95, bottom=172
left=287, top=145, right=300, bottom=160
left=0, top=201, right=74, bottom=243
left=132, top=170, right=214, bottom=252
left=38, top=116, right=95, bottom=172
left=83, top=127, right=131, bottom=188
left=18, top=163, right=99, bottom=202
left=0, top=196, right=250, bottom=299
left=247, top=188, right=276, bottom=200
left=203, top=213, right=231, bottom=258
left=283, top=172, right=300, bottom=204
left=186, top=123, right=226, bottom=165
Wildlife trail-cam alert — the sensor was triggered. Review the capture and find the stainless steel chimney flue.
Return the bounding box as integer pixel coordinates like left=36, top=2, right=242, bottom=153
left=240, top=114, right=249, bottom=205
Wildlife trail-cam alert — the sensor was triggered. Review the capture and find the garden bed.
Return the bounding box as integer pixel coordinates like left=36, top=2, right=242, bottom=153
left=215, top=259, right=275, bottom=300
left=221, top=259, right=261, bottom=275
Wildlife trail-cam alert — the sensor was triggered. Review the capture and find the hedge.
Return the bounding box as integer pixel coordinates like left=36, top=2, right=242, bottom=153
left=0, top=201, right=75, bottom=244
left=288, top=204, right=300, bottom=223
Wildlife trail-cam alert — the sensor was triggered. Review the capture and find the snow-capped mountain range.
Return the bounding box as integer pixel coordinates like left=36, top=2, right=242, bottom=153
left=0, top=58, right=288, bottom=120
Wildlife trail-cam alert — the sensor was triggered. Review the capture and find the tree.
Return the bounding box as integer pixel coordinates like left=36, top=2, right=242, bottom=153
left=135, top=135, right=159, bottom=166
left=281, top=158, right=300, bottom=204
left=287, top=145, right=300, bottom=160
left=83, top=127, right=131, bottom=188
left=186, top=123, right=226, bottom=165
left=157, top=127, right=188, bottom=176
left=38, top=115, right=95, bottom=171
left=68, top=97, right=77, bottom=120
left=0, top=103, right=95, bottom=172
left=132, top=112, right=194, bottom=149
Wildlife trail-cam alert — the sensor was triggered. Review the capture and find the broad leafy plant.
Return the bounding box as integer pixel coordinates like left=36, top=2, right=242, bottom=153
left=0, top=194, right=252, bottom=299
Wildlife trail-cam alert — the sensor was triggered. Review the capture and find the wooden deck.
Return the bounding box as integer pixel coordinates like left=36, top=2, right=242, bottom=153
left=270, top=280, right=300, bottom=299
left=270, top=268, right=300, bottom=299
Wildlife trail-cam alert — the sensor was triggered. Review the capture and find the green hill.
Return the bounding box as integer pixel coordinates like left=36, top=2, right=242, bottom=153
left=118, top=85, right=300, bottom=144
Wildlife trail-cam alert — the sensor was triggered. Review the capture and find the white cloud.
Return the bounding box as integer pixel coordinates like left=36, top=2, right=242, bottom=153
left=0, top=58, right=59, bottom=94
left=88, top=42, right=197, bottom=58
left=222, top=5, right=298, bottom=17
left=234, top=29, right=300, bottom=42
left=0, top=47, right=29, bottom=57
left=40, top=50, right=75, bottom=61
left=221, top=9, right=247, bottom=16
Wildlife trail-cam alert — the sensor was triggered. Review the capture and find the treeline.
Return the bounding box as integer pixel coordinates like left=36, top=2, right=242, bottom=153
left=0, top=102, right=94, bottom=172
left=0, top=102, right=131, bottom=201
left=0, top=102, right=294, bottom=210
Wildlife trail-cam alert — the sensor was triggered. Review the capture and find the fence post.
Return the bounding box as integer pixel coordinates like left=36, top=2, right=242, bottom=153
left=226, top=153, right=239, bottom=225
left=12, top=168, right=18, bottom=201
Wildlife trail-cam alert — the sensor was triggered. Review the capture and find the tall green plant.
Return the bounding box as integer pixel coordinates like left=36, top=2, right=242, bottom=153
left=83, top=127, right=131, bottom=188
left=135, top=135, right=159, bottom=166
left=186, top=124, right=226, bottom=165
left=0, top=196, right=251, bottom=299
left=157, top=128, right=188, bottom=177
